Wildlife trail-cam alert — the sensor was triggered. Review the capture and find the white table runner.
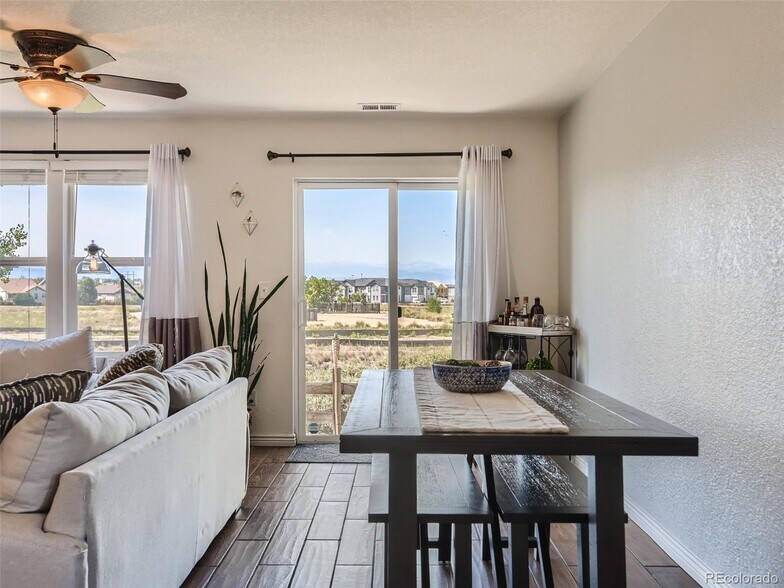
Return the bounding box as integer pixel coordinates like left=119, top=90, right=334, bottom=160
left=414, top=368, right=569, bottom=434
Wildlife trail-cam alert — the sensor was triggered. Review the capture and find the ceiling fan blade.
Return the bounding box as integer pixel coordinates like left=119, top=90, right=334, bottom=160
left=80, top=74, right=186, bottom=99
left=74, top=89, right=105, bottom=113
left=0, top=76, right=30, bottom=84
left=55, top=42, right=115, bottom=72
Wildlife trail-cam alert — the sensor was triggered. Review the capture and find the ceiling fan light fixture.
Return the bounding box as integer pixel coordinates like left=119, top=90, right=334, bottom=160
left=18, top=78, right=87, bottom=110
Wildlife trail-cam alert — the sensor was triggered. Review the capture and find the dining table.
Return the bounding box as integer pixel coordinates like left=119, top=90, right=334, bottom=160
left=339, top=369, right=699, bottom=588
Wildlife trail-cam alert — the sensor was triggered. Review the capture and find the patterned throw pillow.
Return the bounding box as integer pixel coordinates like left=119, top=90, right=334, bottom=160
left=0, top=370, right=91, bottom=441
left=94, top=344, right=164, bottom=388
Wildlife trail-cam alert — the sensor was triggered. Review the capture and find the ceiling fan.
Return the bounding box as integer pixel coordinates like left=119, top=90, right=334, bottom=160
left=1, top=29, right=187, bottom=113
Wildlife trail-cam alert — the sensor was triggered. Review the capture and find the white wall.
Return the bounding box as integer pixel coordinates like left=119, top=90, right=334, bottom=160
left=1, top=114, right=559, bottom=441
left=559, top=1, right=783, bottom=580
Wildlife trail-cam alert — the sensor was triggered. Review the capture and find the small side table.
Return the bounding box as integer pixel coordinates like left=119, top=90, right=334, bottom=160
left=487, top=324, right=575, bottom=377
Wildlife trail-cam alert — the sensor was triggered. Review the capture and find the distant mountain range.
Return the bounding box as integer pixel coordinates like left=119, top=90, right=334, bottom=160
left=305, top=261, right=454, bottom=283
left=9, top=264, right=453, bottom=284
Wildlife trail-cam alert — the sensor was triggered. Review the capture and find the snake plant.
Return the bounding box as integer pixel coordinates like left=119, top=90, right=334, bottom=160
left=204, top=223, right=288, bottom=403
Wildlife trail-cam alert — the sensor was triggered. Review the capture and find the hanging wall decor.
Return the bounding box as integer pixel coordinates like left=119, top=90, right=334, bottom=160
left=229, top=183, right=245, bottom=207
left=243, top=211, right=258, bottom=236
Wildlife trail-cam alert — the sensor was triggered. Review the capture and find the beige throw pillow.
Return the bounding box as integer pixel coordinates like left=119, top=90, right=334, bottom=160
left=0, top=366, right=169, bottom=513
left=163, top=346, right=232, bottom=412
left=0, top=328, right=96, bottom=384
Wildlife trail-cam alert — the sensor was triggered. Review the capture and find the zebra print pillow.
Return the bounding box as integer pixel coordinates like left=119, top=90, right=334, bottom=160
left=93, top=344, right=164, bottom=388
left=0, top=370, right=91, bottom=441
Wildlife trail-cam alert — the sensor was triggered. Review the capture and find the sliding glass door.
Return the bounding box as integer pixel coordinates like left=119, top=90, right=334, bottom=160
left=397, top=186, right=457, bottom=370
left=296, top=181, right=457, bottom=440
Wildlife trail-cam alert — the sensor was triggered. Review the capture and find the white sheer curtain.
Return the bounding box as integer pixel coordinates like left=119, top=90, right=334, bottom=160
left=141, top=144, right=201, bottom=367
left=452, top=145, right=512, bottom=360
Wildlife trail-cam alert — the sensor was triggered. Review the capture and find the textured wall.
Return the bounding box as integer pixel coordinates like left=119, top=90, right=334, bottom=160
left=559, top=1, right=784, bottom=579
left=0, top=114, right=559, bottom=441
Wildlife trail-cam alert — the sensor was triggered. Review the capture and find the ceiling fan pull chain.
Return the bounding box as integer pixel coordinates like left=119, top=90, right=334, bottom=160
left=49, top=106, right=60, bottom=158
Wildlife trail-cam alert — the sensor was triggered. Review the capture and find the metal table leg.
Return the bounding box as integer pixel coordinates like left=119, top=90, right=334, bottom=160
left=386, top=452, right=418, bottom=587
left=587, top=455, right=627, bottom=587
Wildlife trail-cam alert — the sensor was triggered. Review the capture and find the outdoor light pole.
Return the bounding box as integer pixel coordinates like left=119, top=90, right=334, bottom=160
left=83, top=241, right=145, bottom=352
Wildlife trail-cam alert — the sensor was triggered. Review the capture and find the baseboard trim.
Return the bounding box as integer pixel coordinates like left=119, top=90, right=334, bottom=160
left=571, top=456, right=714, bottom=587
left=250, top=434, right=297, bottom=447
left=623, top=497, right=713, bottom=587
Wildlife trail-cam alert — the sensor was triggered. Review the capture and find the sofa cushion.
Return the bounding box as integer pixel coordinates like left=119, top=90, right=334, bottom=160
left=163, top=346, right=233, bottom=412
left=0, top=367, right=169, bottom=513
left=0, top=328, right=95, bottom=385
left=93, top=343, right=164, bottom=388
left=0, top=370, right=91, bottom=441
left=0, top=512, right=88, bottom=588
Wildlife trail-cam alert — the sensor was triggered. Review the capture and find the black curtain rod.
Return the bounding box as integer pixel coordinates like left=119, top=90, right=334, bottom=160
left=0, top=147, right=192, bottom=159
left=267, top=148, right=512, bottom=162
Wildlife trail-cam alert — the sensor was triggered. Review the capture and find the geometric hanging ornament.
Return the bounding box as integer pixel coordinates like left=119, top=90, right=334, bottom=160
left=229, top=182, right=245, bottom=207
left=242, top=210, right=258, bottom=236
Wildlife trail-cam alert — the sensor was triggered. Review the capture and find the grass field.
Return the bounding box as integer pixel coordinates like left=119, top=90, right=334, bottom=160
left=304, top=304, right=454, bottom=433
left=0, top=304, right=141, bottom=350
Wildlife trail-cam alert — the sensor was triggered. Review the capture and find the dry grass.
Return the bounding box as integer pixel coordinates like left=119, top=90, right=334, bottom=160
left=0, top=305, right=141, bottom=349
left=305, top=342, right=452, bottom=383
left=307, top=304, right=454, bottom=329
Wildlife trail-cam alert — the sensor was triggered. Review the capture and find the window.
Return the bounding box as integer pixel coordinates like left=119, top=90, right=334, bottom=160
left=0, top=162, right=148, bottom=351
left=67, top=171, right=147, bottom=351
left=0, top=170, right=47, bottom=341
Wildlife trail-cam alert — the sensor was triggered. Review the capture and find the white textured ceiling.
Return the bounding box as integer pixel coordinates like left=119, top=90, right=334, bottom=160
left=0, top=1, right=666, bottom=116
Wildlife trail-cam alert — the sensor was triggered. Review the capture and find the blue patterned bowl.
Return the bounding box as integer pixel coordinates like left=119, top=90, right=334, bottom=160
left=431, top=360, right=512, bottom=393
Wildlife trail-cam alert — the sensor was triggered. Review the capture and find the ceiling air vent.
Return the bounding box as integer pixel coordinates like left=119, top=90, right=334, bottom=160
left=359, top=103, right=401, bottom=112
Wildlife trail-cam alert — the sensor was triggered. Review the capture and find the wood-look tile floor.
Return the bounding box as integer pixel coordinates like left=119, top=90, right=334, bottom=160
left=182, top=447, right=699, bottom=588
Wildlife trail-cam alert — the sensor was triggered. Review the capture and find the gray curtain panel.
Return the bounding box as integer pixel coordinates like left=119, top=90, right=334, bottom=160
left=148, top=317, right=202, bottom=369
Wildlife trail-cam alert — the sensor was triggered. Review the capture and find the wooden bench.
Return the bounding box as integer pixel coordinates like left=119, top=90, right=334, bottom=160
left=480, top=454, right=626, bottom=588
left=368, top=453, right=498, bottom=588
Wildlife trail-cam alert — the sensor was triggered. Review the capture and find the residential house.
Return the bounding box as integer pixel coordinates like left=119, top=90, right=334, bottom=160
left=341, top=278, right=439, bottom=304
left=340, top=277, right=387, bottom=303
left=0, top=278, right=46, bottom=304
left=95, top=283, right=122, bottom=303
left=433, top=282, right=456, bottom=303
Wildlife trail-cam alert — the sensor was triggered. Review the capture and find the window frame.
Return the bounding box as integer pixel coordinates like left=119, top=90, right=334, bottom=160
left=1, top=159, right=148, bottom=347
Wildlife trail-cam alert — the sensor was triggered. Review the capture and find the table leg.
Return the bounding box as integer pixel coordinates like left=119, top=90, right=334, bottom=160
left=587, top=455, right=627, bottom=587
left=387, top=452, right=418, bottom=587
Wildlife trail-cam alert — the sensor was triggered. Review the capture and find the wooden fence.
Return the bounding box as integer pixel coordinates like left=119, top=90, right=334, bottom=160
left=304, top=334, right=357, bottom=435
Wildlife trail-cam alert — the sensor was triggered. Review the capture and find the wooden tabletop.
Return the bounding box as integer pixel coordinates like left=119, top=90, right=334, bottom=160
left=340, top=369, right=698, bottom=457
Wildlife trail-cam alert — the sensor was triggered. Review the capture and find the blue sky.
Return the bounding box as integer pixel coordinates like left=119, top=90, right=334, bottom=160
left=2, top=185, right=458, bottom=283
left=304, top=188, right=457, bottom=283
left=1, top=184, right=146, bottom=278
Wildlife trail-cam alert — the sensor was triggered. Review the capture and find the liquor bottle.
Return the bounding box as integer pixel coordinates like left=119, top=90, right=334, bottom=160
left=503, top=299, right=512, bottom=325
left=520, top=296, right=529, bottom=326
left=531, top=297, right=545, bottom=327
left=513, top=296, right=520, bottom=314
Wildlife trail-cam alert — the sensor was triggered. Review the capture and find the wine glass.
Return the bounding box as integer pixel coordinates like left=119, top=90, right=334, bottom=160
left=502, top=337, right=517, bottom=365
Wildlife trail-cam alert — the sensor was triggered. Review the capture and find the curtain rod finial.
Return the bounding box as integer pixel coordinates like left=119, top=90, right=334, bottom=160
left=501, top=148, right=513, bottom=159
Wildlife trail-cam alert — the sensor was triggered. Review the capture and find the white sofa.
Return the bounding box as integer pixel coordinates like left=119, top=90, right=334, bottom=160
left=0, top=377, right=248, bottom=588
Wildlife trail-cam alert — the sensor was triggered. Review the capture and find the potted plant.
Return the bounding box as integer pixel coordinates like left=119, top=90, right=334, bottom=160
left=204, top=223, right=288, bottom=410
left=524, top=357, right=554, bottom=370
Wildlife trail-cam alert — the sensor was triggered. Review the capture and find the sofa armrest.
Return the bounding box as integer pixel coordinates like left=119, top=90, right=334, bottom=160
left=44, top=378, right=248, bottom=588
